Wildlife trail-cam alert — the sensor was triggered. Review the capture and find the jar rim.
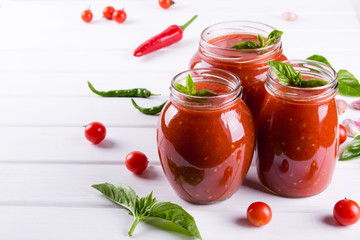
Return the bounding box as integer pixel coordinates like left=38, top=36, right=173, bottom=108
left=200, top=20, right=280, bottom=53
left=170, top=68, right=242, bottom=108
left=265, top=59, right=338, bottom=101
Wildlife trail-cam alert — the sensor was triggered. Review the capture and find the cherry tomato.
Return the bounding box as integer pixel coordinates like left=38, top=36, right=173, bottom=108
left=103, top=6, right=115, bottom=20
left=339, top=124, right=347, bottom=145
left=125, top=151, right=148, bottom=174
left=112, top=9, right=127, bottom=23
left=333, top=198, right=360, bottom=226
left=84, top=122, right=106, bottom=144
left=247, top=202, right=272, bottom=226
left=159, top=0, right=174, bottom=9
left=81, top=9, right=93, bottom=23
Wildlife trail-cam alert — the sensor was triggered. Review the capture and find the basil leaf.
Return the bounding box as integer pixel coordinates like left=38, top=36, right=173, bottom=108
left=267, top=61, right=298, bottom=85
left=231, top=41, right=259, bottom=50
left=175, top=83, right=189, bottom=94
left=194, top=89, right=217, bottom=96
left=293, top=72, right=302, bottom=86
left=257, top=34, right=265, bottom=47
left=264, top=30, right=283, bottom=47
left=338, top=70, right=360, bottom=97
left=340, top=135, right=360, bottom=161
left=135, top=191, right=157, bottom=217
left=149, top=201, right=202, bottom=240
left=186, top=74, right=196, bottom=95
left=300, top=79, right=328, bottom=88
left=92, top=183, right=202, bottom=239
left=306, top=55, right=332, bottom=67
left=92, top=183, right=137, bottom=215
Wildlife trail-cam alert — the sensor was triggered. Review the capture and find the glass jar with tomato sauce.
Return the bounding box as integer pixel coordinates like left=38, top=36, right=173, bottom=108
left=189, top=21, right=287, bottom=120
left=157, top=68, right=255, bottom=203
left=257, top=60, right=338, bottom=197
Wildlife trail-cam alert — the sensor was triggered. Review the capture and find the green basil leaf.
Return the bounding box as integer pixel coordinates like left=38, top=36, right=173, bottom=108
left=92, top=183, right=137, bottom=215
left=149, top=201, right=202, bottom=240
left=300, top=79, right=328, bottom=88
left=338, top=70, right=360, bottom=97
left=267, top=61, right=298, bottom=85
left=264, top=30, right=283, bottom=47
left=135, top=191, right=157, bottom=217
left=186, top=74, right=196, bottom=95
left=194, top=89, right=217, bottom=96
left=306, top=55, right=332, bottom=67
left=340, top=135, right=360, bottom=161
left=175, top=83, right=189, bottom=94
left=293, top=72, right=302, bottom=86
left=257, top=34, right=265, bottom=48
left=231, top=41, right=259, bottom=50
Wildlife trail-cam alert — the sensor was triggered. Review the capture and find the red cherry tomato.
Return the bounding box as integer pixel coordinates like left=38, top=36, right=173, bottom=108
left=103, top=6, right=115, bottom=20
left=84, top=122, right=106, bottom=144
left=81, top=9, right=93, bottom=23
left=159, top=0, right=174, bottom=9
left=339, top=124, right=347, bottom=145
left=112, top=9, right=127, bottom=23
left=247, top=202, right=272, bottom=227
left=125, top=151, right=148, bottom=174
left=333, top=198, right=360, bottom=226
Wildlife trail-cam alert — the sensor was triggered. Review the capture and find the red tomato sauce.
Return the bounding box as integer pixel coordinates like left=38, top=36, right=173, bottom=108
left=257, top=82, right=338, bottom=197
left=190, top=33, right=287, bottom=121
left=157, top=81, right=255, bottom=203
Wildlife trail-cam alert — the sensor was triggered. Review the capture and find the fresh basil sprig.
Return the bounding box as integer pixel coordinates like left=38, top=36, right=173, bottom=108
left=92, top=183, right=202, bottom=239
left=175, top=74, right=217, bottom=97
left=306, top=55, right=360, bottom=96
left=231, top=29, right=283, bottom=50
left=340, top=135, right=360, bottom=161
left=267, top=61, right=327, bottom=88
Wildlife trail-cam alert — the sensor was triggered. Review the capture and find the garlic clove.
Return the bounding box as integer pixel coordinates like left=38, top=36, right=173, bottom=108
left=282, top=12, right=298, bottom=21
left=342, top=119, right=360, bottom=138
left=351, top=99, right=360, bottom=110
left=336, top=99, right=348, bottom=115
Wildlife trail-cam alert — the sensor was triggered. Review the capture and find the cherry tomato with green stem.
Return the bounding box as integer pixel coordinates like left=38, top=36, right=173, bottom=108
left=84, top=122, right=106, bottom=144
left=113, top=9, right=127, bottom=23
left=247, top=202, right=272, bottom=226
left=103, top=6, right=115, bottom=20
left=81, top=9, right=93, bottom=23
left=125, top=151, right=148, bottom=174
left=339, top=124, right=347, bottom=144
left=333, top=198, right=360, bottom=226
left=159, top=0, right=175, bottom=9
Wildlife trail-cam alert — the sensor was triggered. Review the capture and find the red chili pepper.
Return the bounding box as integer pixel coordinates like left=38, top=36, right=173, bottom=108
left=133, top=15, right=198, bottom=57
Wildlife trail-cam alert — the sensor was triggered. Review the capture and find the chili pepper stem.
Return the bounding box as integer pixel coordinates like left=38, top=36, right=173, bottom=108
left=180, top=15, right=198, bottom=31
left=151, top=93, right=161, bottom=96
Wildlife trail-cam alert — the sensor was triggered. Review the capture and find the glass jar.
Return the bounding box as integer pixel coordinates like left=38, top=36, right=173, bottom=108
left=189, top=21, right=287, bottom=121
left=157, top=68, right=255, bottom=204
left=257, top=60, right=338, bottom=197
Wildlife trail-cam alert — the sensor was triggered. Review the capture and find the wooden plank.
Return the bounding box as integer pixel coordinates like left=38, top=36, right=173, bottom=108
left=0, top=205, right=359, bottom=240
left=0, top=127, right=159, bottom=162
left=0, top=96, right=164, bottom=127
left=0, top=92, right=357, bottom=128
left=0, top=164, right=359, bottom=209
left=0, top=119, right=356, bottom=164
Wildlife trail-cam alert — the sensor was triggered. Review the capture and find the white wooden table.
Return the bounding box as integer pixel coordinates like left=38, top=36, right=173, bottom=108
left=1, top=0, right=360, bottom=239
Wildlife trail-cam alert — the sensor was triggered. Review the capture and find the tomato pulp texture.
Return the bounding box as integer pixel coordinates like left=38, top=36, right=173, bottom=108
left=157, top=80, right=255, bottom=203
left=190, top=33, right=287, bottom=121
left=257, top=73, right=338, bottom=197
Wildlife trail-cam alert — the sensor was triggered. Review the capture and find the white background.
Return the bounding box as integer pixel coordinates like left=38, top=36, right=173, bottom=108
left=0, top=0, right=360, bottom=239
